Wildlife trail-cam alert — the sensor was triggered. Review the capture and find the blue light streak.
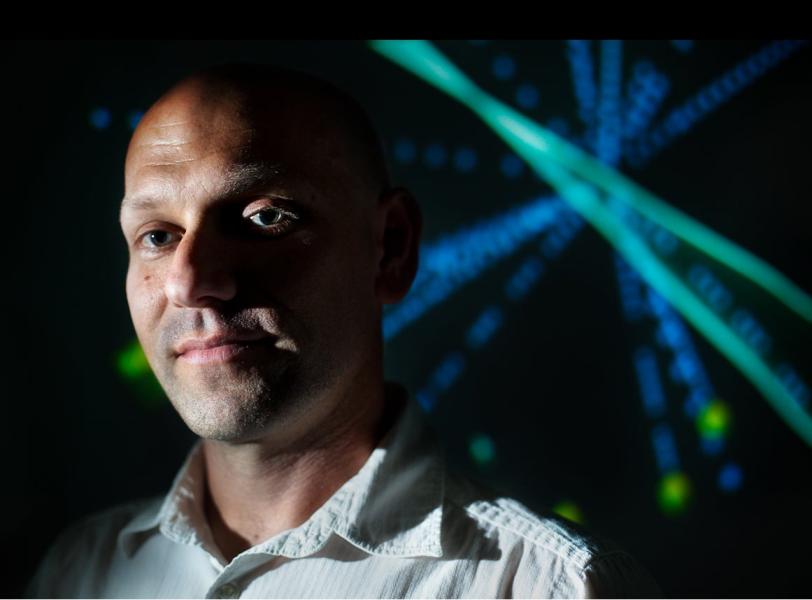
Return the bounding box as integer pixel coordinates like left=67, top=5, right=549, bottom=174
left=566, top=40, right=598, bottom=130
left=652, top=423, right=681, bottom=473
left=623, top=61, right=671, bottom=143
left=729, top=309, right=773, bottom=357
left=592, top=41, right=687, bottom=482
left=417, top=351, right=466, bottom=412
left=539, top=209, right=585, bottom=259
left=628, top=40, right=809, bottom=167
left=634, top=347, right=668, bottom=419
left=504, top=255, right=546, bottom=302
left=596, top=40, right=623, bottom=167
left=383, top=195, right=564, bottom=341
left=607, top=197, right=678, bottom=256
left=413, top=203, right=583, bottom=413
left=615, top=254, right=650, bottom=322
left=686, top=263, right=779, bottom=360
left=776, top=364, right=811, bottom=409
left=687, top=264, right=734, bottom=313
left=646, top=288, right=716, bottom=420
left=466, top=306, right=505, bottom=349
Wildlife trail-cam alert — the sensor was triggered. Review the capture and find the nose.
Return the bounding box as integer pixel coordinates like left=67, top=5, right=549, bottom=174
left=164, top=228, right=238, bottom=308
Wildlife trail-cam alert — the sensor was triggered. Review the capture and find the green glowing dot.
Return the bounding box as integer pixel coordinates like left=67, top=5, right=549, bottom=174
left=115, top=338, right=167, bottom=410
left=468, top=433, right=496, bottom=465
left=552, top=500, right=584, bottom=524
left=697, top=398, right=731, bottom=439
left=116, top=339, right=151, bottom=379
left=657, top=471, right=692, bottom=516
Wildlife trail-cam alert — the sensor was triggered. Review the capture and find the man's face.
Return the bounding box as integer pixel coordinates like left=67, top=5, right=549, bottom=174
left=120, top=82, right=384, bottom=443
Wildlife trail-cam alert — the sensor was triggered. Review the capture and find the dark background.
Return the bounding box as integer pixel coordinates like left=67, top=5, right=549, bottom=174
left=3, top=40, right=811, bottom=598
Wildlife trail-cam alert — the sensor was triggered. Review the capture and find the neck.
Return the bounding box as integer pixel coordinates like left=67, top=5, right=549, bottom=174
left=201, top=371, right=403, bottom=563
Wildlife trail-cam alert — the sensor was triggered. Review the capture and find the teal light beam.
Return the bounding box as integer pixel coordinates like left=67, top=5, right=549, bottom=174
left=369, top=40, right=812, bottom=446
left=369, top=40, right=812, bottom=324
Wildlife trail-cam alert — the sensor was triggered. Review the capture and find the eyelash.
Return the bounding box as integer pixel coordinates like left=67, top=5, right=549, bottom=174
left=136, top=207, right=300, bottom=253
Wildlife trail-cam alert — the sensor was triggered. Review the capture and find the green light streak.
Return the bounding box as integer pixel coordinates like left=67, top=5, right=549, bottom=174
left=370, top=40, right=812, bottom=446
left=369, top=40, right=812, bottom=324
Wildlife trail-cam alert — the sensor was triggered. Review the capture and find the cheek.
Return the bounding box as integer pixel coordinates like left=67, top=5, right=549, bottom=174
left=307, top=238, right=378, bottom=337
left=125, top=266, right=164, bottom=343
left=253, top=232, right=376, bottom=335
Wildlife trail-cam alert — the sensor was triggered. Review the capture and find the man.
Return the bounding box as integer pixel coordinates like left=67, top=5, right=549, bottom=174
left=28, top=62, right=661, bottom=598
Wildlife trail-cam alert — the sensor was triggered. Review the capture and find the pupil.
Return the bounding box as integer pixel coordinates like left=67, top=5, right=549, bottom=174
left=258, top=210, right=281, bottom=225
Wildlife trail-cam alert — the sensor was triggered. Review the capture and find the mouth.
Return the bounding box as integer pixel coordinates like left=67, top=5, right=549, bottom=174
left=177, top=338, right=274, bottom=365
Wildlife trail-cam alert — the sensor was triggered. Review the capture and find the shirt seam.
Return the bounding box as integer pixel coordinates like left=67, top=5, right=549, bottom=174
left=448, top=494, right=596, bottom=568
left=578, top=549, right=634, bottom=576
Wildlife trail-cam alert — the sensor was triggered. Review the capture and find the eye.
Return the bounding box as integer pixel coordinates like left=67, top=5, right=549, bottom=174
left=246, top=206, right=299, bottom=233
left=134, top=205, right=300, bottom=254
left=139, top=229, right=178, bottom=250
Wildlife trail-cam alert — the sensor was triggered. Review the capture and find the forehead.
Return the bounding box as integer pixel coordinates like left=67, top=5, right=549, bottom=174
left=123, top=85, right=357, bottom=211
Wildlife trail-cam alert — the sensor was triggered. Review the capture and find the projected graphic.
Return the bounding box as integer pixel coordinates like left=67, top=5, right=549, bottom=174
left=112, top=40, right=811, bottom=519
left=370, top=39, right=811, bottom=517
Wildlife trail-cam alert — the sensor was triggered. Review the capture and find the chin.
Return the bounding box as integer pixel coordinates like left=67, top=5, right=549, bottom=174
left=183, top=414, right=266, bottom=443
left=169, top=389, right=270, bottom=442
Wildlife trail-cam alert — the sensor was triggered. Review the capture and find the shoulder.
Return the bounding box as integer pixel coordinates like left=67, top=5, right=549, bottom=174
left=443, top=471, right=663, bottom=598
left=444, top=471, right=605, bottom=568
left=26, top=496, right=162, bottom=599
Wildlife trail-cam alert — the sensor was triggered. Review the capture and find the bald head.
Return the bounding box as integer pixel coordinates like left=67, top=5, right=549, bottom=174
left=126, top=62, right=391, bottom=211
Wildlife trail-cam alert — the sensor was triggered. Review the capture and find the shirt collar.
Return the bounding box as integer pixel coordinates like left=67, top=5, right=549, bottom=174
left=118, top=382, right=445, bottom=560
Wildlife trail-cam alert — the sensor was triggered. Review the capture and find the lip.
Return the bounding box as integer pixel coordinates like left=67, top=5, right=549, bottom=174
left=175, top=332, right=271, bottom=362
left=178, top=340, right=271, bottom=365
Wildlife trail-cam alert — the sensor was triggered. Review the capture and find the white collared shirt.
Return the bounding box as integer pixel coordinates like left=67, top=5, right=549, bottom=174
left=28, top=383, right=661, bottom=598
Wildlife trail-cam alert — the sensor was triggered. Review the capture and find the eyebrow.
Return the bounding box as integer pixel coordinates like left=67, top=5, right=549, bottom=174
left=119, top=162, right=285, bottom=218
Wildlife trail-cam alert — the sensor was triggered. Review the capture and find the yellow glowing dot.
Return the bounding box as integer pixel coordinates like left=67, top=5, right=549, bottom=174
left=697, top=398, right=731, bottom=439
left=658, top=471, right=692, bottom=516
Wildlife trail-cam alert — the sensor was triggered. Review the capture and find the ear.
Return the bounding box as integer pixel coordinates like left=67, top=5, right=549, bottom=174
left=373, top=186, right=422, bottom=305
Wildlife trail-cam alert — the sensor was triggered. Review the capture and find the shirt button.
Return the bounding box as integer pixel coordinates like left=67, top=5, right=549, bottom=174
left=214, top=582, right=240, bottom=599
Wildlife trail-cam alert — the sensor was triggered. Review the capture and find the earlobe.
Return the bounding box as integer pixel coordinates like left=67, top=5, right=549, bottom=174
left=374, top=187, right=422, bottom=305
